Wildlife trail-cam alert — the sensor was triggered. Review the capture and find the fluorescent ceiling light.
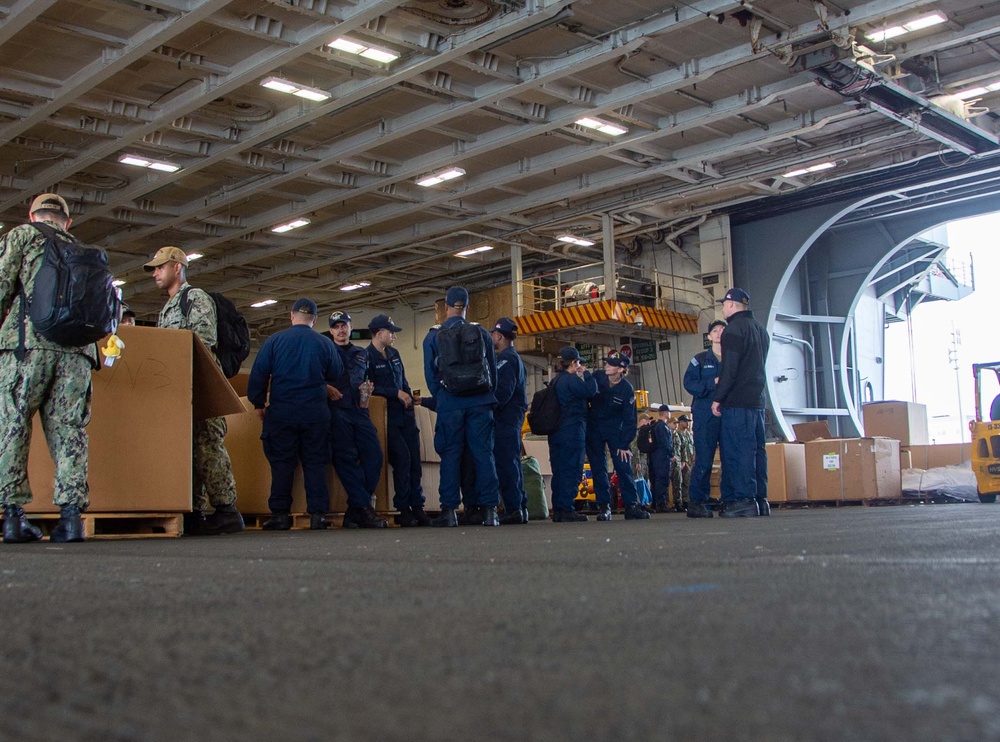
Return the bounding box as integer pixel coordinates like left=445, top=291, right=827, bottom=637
left=271, top=218, right=311, bottom=234
left=120, top=154, right=181, bottom=173
left=251, top=299, right=278, bottom=308
left=455, top=245, right=494, bottom=258
left=327, top=37, right=399, bottom=64
left=112, top=279, right=126, bottom=287
left=557, top=234, right=595, bottom=247
left=783, top=162, right=836, bottom=178
left=866, top=12, right=947, bottom=42
left=954, top=86, right=989, bottom=100
left=416, top=167, right=466, bottom=187
left=576, top=117, right=629, bottom=136
left=186, top=252, right=204, bottom=262
left=340, top=281, right=371, bottom=292
left=259, top=76, right=331, bottom=102
left=359, top=48, right=399, bottom=64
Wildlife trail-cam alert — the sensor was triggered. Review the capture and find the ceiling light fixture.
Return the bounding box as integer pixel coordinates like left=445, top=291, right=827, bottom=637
left=112, top=279, right=126, bottom=287
left=576, top=117, right=629, bottom=136
left=259, top=76, right=331, bottom=102
left=866, top=12, right=947, bottom=42
left=340, top=281, right=372, bottom=292
left=251, top=299, right=278, bottom=308
left=328, top=38, right=400, bottom=64
left=783, top=162, right=836, bottom=178
left=119, top=154, right=181, bottom=173
left=557, top=234, right=596, bottom=247
left=271, top=218, right=311, bottom=234
left=455, top=245, right=494, bottom=258
left=416, top=167, right=466, bottom=187
left=186, top=252, right=204, bottom=262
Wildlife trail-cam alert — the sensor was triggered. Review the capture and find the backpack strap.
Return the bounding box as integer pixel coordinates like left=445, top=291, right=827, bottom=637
left=179, top=286, right=192, bottom=318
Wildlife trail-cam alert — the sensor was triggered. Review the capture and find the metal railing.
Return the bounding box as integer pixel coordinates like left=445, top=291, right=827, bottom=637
left=519, top=262, right=705, bottom=315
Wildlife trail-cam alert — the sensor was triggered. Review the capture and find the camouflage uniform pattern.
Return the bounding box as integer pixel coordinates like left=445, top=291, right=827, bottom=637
left=0, top=221, right=98, bottom=508
left=158, top=282, right=237, bottom=511
left=671, top=428, right=695, bottom=508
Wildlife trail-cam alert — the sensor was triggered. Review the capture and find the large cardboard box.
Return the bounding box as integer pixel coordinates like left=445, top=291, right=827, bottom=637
left=804, top=438, right=901, bottom=500
left=862, top=401, right=929, bottom=446
left=26, top=326, right=245, bottom=513
left=903, top=443, right=972, bottom=470
left=225, top=396, right=390, bottom=514
left=766, top=443, right=807, bottom=502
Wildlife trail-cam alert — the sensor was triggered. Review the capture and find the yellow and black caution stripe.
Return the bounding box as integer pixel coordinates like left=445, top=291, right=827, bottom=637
left=515, top=300, right=698, bottom=336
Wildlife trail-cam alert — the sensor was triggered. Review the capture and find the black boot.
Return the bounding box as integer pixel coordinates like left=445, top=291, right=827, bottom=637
left=719, top=498, right=759, bottom=518
left=262, top=513, right=292, bottom=530
left=310, top=512, right=329, bottom=530
left=206, top=504, right=245, bottom=534
left=521, top=508, right=530, bottom=523
left=482, top=506, right=499, bottom=527
left=431, top=508, right=459, bottom=527
left=595, top=504, right=613, bottom=522
left=3, top=505, right=42, bottom=544
left=343, top=505, right=388, bottom=529
left=686, top=502, right=713, bottom=518
left=499, top=507, right=526, bottom=525
left=49, top=504, right=85, bottom=543
left=458, top=506, right=483, bottom=526
left=394, top=506, right=419, bottom=528
left=410, top=507, right=432, bottom=527
left=552, top=509, right=588, bottom=522
left=624, top=504, right=651, bottom=520
left=756, top=498, right=771, bottom=516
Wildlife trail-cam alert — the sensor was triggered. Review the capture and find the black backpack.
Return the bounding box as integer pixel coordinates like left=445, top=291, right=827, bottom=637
left=636, top=423, right=658, bottom=454
left=527, top=379, right=562, bottom=435
left=181, top=287, right=250, bottom=378
left=436, top=321, right=491, bottom=396
left=17, top=222, right=120, bottom=351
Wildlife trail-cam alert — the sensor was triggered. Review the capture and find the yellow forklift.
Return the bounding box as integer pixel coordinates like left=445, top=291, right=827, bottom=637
left=970, top=362, right=1000, bottom=503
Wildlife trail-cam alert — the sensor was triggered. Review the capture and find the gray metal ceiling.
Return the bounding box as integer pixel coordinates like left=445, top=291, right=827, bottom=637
left=1, top=0, right=999, bottom=339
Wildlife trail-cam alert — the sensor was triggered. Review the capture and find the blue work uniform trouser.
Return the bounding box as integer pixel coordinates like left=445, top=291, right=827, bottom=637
left=387, top=417, right=424, bottom=511
left=719, top=407, right=767, bottom=502
left=548, top=426, right=585, bottom=513
left=586, top=430, right=638, bottom=508
left=688, top=411, right=722, bottom=504
left=434, top=406, right=498, bottom=510
left=262, top=418, right=330, bottom=514
left=649, top=452, right=671, bottom=506
left=494, top=410, right=526, bottom=512
left=330, top=406, right=383, bottom=508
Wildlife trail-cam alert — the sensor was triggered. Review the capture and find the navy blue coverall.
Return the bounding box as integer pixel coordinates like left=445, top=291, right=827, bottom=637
left=247, top=325, right=342, bottom=514
left=494, top=344, right=528, bottom=514
left=548, top=370, right=598, bottom=513
left=367, top=342, right=424, bottom=512
left=713, top=309, right=770, bottom=503
left=683, top=349, right=723, bottom=504
left=585, top=371, right=638, bottom=508
left=324, top=333, right=384, bottom=508
left=422, top=318, right=499, bottom=511
left=647, top=421, right=674, bottom=508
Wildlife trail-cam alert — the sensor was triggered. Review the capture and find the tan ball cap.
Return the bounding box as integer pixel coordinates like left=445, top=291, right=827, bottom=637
left=30, top=193, right=70, bottom=217
left=143, top=246, right=189, bottom=271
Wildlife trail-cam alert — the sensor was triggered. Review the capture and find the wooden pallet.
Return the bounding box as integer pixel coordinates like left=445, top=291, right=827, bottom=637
left=3, top=512, right=183, bottom=539
left=772, top=499, right=865, bottom=509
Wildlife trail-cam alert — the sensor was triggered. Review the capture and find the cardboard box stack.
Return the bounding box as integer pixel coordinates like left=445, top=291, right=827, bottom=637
left=862, top=401, right=929, bottom=446
left=793, top=419, right=902, bottom=501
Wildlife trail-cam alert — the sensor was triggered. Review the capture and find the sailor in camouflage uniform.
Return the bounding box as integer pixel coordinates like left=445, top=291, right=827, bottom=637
left=145, top=246, right=244, bottom=536
left=0, top=194, right=94, bottom=543
left=672, top=414, right=695, bottom=511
